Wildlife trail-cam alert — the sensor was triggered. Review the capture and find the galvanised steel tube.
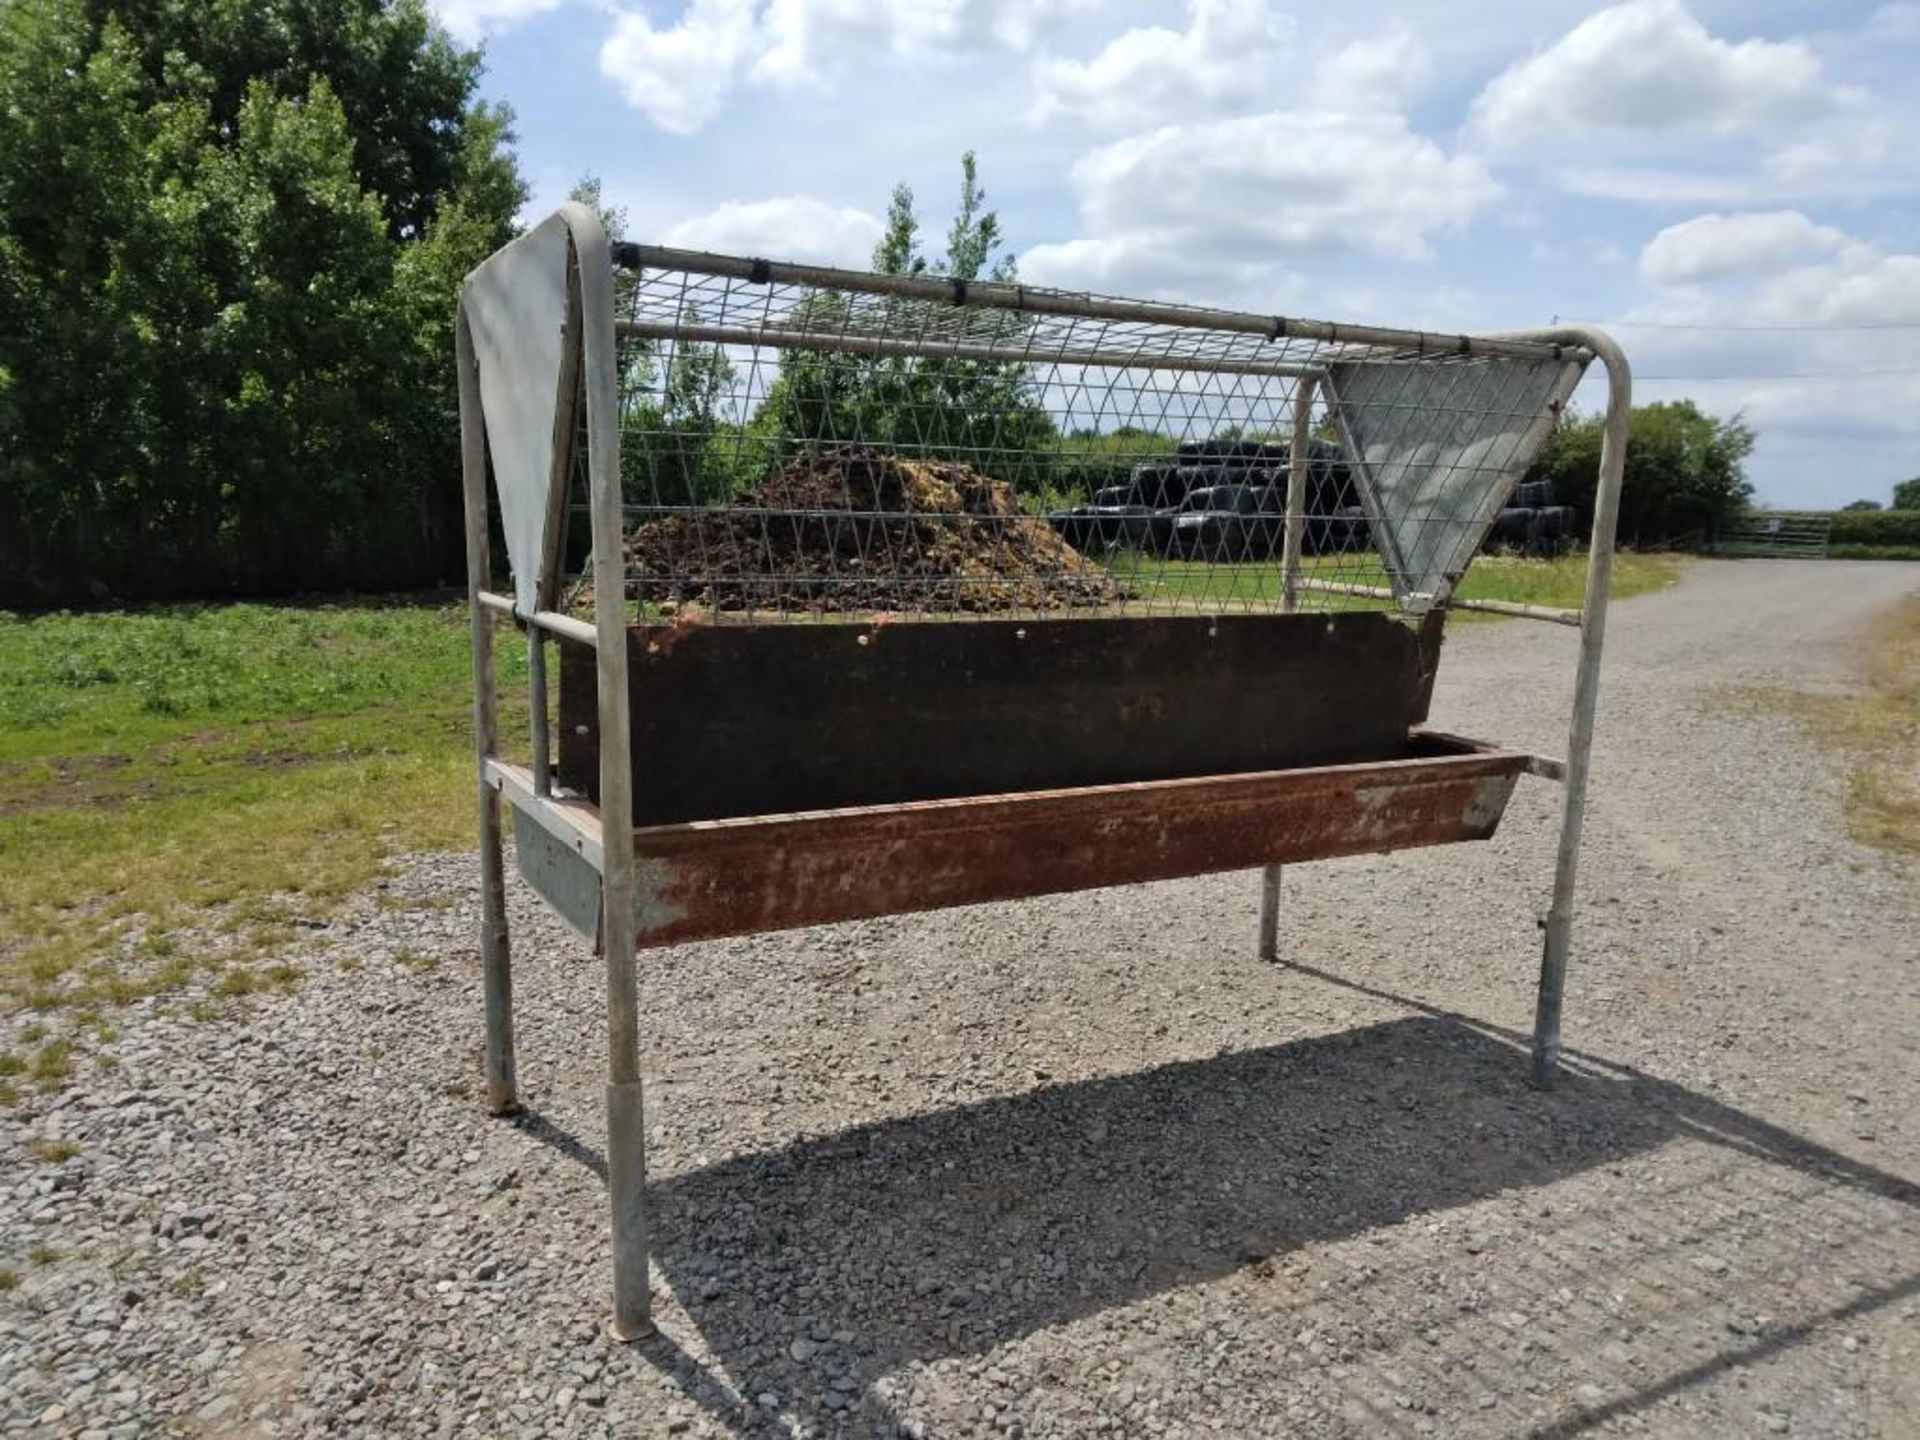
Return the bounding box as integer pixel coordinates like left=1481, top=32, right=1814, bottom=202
left=1506, top=325, right=1631, bottom=1088
left=615, top=319, right=1338, bottom=380
left=612, top=243, right=1585, bottom=365
left=572, top=203, right=655, bottom=1339
left=458, top=305, right=518, bottom=1118
left=1263, top=377, right=1319, bottom=965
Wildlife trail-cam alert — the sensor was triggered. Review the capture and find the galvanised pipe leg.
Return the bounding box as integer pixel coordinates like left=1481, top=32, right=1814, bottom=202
left=606, top=1077, right=651, bottom=1340
left=479, top=786, right=519, bottom=1114
left=1526, top=324, right=1630, bottom=1089
left=459, top=302, right=518, bottom=1119
left=569, top=201, right=653, bottom=1341
left=1258, top=864, right=1282, bottom=962
left=1532, top=911, right=1571, bottom=1087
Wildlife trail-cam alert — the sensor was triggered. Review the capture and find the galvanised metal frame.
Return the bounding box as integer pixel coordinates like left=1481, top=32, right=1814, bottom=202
left=456, top=205, right=1630, bottom=1338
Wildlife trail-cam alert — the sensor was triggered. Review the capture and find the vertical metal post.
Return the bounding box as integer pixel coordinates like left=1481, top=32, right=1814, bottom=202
left=1529, top=329, right=1630, bottom=1087
left=1261, top=376, right=1318, bottom=962
left=565, top=206, right=652, bottom=1339
left=1257, top=865, right=1282, bottom=962
left=1280, top=376, right=1316, bottom=615
left=458, top=306, right=518, bottom=1116
left=528, top=630, right=551, bottom=797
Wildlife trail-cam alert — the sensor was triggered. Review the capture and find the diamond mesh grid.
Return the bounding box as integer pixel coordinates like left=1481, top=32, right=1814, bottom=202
left=565, top=251, right=1589, bottom=624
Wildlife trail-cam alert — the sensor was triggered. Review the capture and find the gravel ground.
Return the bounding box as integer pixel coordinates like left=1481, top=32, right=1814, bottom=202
left=4, top=558, right=1918, bottom=1439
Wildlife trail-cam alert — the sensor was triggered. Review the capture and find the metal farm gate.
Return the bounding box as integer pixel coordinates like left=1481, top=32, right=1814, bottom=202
left=1714, top=512, right=1832, bottom=558
left=455, top=204, right=1632, bottom=1337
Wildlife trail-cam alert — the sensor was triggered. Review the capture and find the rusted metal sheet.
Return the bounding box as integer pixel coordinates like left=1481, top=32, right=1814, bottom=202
left=560, top=611, right=1447, bottom=825
left=628, top=732, right=1523, bottom=949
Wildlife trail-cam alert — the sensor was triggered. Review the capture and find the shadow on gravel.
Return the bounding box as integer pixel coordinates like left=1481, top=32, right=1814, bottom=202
left=518, top=1006, right=1919, bottom=1435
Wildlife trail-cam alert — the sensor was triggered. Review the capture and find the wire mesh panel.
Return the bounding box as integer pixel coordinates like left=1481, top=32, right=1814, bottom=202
left=564, top=247, right=1588, bottom=625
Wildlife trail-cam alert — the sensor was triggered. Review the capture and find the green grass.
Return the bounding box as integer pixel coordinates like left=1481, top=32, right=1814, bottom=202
left=1106, top=550, right=1685, bottom=614
left=1827, top=545, right=1920, bottom=561
left=1759, top=597, right=1920, bottom=862
left=0, top=599, right=524, bottom=1014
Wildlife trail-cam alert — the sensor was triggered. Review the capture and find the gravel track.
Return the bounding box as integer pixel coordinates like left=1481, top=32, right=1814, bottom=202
left=4, top=559, right=1918, bottom=1439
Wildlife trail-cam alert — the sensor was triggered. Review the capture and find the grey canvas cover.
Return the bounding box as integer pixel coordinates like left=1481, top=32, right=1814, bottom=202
left=462, top=211, right=577, bottom=613
left=1326, top=354, right=1587, bottom=605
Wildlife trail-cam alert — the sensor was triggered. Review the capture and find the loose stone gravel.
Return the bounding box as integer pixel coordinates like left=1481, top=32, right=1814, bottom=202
left=3, top=559, right=1917, bottom=1438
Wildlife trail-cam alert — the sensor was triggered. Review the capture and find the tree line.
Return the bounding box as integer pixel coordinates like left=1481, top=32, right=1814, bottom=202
left=0, top=0, right=520, bottom=604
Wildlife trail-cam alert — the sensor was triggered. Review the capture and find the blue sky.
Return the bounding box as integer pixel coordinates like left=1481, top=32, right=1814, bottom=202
left=437, top=0, right=1920, bottom=508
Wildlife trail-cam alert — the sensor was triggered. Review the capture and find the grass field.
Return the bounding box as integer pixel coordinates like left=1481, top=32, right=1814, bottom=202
left=0, top=601, right=525, bottom=1048
left=1110, top=550, right=1685, bottom=613
left=1766, top=596, right=1919, bottom=862
left=0, top=552, right=1683, bottom=1075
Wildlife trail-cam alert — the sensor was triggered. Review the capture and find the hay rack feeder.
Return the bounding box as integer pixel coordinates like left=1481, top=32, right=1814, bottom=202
left=456, top=204, right=1630, bottom=1337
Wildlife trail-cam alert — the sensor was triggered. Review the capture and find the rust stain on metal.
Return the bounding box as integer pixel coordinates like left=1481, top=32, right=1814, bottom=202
left=645, top=608, right=707, bottom=656
left=630, top=733, right=1526, bottom=949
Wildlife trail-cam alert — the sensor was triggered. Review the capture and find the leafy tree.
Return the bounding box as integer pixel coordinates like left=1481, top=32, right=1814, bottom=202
left=568, top=175, right=744, bottom=508
left=1528, top=399, right=1755, bottom=546
left=1842, top=498, right=1883, bottom=511
left=0, top=0, right=524, bottom=602
left=1891, top=476, right=1920, bottom=510
left=753, top=152, right=1057, bottom=489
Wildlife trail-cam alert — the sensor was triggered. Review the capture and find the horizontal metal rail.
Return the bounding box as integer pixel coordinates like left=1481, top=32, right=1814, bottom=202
left=1293, top=577, right=1583, bottom=627
left=485, top=759, right=605, bottom=872
left=477, top=589, right=599, bottom=647
left=1526, top=754, right=1568, bottom=782
left=611, top=244, right=1586, bottom=365
left=616, top=319, right=1333, bottom=380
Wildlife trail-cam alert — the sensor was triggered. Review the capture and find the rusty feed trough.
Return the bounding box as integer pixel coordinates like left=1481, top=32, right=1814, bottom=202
left=457, top=205, right=1630, bottom=1338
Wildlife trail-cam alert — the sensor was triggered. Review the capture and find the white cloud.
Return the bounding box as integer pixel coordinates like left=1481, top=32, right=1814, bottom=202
left=1868, top=2, right=1920, bottom=41
left=1762, top=114, right=1902, bottom=190
left=1639, top=211, right=1853, bottom=286
left=757, top=0, right=1096, bottom=80
left=1305, top=29, right=1430, bottom=113
left=661, top=195, right=885, bottom=266
left=600, top=0, right=1092, bottom=131
left=1030, top=0, right=1295, bottom=131
left=1619, top=217, right=1920, bottom=506
left=1557, top=166, right=1756, bottom=205
left=1756, top=250, right=1920, bottom=327
left=1021, top=111, right=1498, bottom=301
left=1563, top=124, right=1910, bottom=204
left=429, top=0, right=562, bottom=44
left=1470, top=0, right=1832, bottom=148
left=599, top=0, right=761, bottom=136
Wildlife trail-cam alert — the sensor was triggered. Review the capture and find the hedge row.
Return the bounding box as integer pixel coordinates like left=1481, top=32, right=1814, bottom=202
left=1829, top=509, right=1920, bottom=547
left=1828, top=544, right=1920, bottom=560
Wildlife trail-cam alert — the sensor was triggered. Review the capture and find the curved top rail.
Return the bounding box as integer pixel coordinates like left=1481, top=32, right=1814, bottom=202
left=610, top=241, right=1589, bottom=365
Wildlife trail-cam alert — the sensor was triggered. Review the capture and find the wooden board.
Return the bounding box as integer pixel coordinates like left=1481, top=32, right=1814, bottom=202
left=558, top=611, right=1445, bottom=825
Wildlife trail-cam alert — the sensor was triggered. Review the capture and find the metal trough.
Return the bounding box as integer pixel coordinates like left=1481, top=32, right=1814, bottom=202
left=492, top=729, right=1525, bottom=951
